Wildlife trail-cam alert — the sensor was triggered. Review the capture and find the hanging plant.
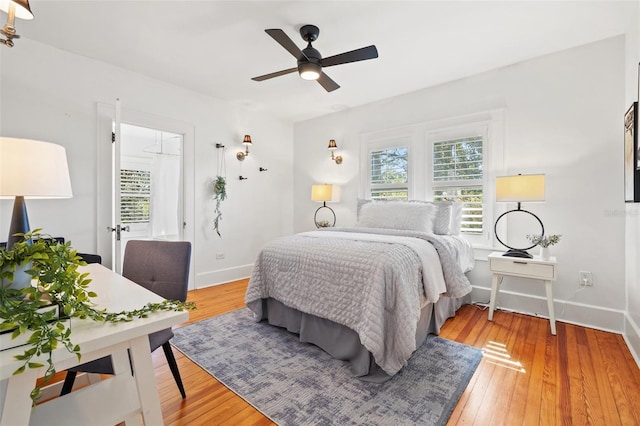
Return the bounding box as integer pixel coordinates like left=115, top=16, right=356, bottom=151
left=213, top=175, right=227, bottom=237
left=213, top=142, right=227, bottom=237
left=0, top=230, right=195, bottom=404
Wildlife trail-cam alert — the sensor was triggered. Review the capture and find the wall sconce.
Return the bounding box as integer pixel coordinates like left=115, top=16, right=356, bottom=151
left=328, top=139, right=343, bottom=165
left=0, top=0, right=34, bottom=48
left=236, top=135, right=252, bottom=161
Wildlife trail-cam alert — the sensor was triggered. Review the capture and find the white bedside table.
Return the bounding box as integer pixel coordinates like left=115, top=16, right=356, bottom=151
left=487, top=251, right=558, bottom=335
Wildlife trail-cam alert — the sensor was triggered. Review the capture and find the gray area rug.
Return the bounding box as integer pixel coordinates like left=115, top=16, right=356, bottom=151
left=171, top=308, right=482, bottom=426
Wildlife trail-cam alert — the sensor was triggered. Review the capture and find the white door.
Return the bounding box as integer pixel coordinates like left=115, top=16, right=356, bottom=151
left=96, top=103, right=196, bottom=288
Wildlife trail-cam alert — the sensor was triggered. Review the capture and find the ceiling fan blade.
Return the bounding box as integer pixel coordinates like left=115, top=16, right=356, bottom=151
left=317, top=72, right=340, bottom=92
left=251, top=67, right=298, bottom=82
left=265, top=29, right=305, bottom=60
left=322, top=45, right=379, bottom=68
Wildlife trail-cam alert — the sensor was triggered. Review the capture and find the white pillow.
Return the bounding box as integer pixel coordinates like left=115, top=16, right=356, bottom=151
left=357, top=198, right=371, bottom=220
left=356, top=201, right=435, bottom=233
left=450, top=202, right=464, bottom=235
left=427, top=201, right=453, bottom=235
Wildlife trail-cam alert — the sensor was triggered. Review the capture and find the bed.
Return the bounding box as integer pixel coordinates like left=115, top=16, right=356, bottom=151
left=245, top=200, right=474, bottom=382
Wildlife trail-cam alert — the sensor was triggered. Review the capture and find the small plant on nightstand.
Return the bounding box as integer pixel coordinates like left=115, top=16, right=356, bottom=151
left=527, top=234, right=561, bottom=261
left=526, top=234, right=561, bottom=248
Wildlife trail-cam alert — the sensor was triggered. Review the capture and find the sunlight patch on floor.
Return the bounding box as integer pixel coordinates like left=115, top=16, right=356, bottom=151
left=482, top=340, right=526, bottom=373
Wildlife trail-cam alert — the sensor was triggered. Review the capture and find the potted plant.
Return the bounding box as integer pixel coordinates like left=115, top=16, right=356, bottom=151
left=0, top=230, right=194, bottom=404
left=526, top=234, right=561, bottom=260
left=213, top=175, right=227, bottom=237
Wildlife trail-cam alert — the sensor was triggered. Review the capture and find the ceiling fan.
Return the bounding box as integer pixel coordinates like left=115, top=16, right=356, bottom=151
left=251, top=24, right=378, bottom=92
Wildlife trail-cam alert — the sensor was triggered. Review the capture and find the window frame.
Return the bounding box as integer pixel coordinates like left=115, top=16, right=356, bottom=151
left=369, top=145, right=410, bottom=200
left=360, top=127, right=419, bottom=201
left=426, top=124, right=489, bottom=246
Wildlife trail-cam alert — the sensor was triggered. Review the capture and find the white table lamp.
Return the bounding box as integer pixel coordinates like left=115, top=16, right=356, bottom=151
left=311, top=184, right=338, bottom=228
left=0, top=137, right=73, bottom=248
left=494, top=174, right=545, bottom=258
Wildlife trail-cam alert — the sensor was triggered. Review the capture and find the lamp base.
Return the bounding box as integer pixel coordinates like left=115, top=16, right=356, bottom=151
left=502, top=249, right=533, bottom=259
left=7, top=195, right=30, bottom=250
left=314, top=203, right=336, bottom=228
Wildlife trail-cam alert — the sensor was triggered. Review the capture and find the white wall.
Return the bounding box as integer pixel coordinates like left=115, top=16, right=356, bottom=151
left=0, top=38, right=294, bottom=288
left=294, top=36, right=628, bottom=332
left=624, top=0, right=640, bottom=364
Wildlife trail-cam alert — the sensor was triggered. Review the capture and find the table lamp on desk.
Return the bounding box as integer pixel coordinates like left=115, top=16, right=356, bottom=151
left=0, top=137, right=73, bottom=250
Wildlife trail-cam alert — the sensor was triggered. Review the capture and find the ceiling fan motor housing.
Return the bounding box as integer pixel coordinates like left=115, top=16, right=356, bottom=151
left=298, top=45, right=322, bottom=79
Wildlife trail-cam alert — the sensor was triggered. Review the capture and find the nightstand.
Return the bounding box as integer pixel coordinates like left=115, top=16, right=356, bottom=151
left=487, top=251, right=558, bottom=335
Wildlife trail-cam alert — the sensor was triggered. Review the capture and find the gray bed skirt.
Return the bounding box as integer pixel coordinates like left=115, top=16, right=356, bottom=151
left=246, top=296, right=467, bottom=383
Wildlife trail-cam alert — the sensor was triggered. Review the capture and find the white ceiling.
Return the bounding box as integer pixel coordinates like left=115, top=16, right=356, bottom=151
left=17, top=1, right=634, bottom=123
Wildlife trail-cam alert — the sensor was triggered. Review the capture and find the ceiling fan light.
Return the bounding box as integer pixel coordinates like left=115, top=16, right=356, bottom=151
left=299, top=62, right=321, bottom=81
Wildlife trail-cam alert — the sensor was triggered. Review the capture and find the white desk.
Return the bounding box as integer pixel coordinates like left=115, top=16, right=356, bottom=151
left=0, top=263, right=189, bottom=426
left=487, top=252, right=558, bottom=335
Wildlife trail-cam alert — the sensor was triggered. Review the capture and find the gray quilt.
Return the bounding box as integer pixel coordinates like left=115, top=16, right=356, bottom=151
left=245, top=227, right=472, bottom=376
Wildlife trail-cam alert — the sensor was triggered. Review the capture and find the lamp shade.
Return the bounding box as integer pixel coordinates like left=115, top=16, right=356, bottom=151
left=328, top=139, right=338, bottom=150
left=0, top=0, right=34, bottom=20
left=243, top=135, right=252, bottom=145
left=311, top=184, right=335, bottom=202
left=495, top=174, right=545, bottom=202
left=0, top=137, right=73, bottom=198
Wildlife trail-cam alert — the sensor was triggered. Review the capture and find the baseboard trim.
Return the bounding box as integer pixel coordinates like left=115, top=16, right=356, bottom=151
left=195, top=264, right=253, bottom=289
left=470, top=285, right=625, bottom=334
left=623, top=314, right=640, bottom=368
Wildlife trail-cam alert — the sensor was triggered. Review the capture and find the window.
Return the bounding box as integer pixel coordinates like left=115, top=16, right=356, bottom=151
left=120, top=169, right=151, bottom=223
left=369, top=146, right=409, bottom=200
left=431, top=136, right=484, bottom=234
left=361, top=110, right=503, bottom=248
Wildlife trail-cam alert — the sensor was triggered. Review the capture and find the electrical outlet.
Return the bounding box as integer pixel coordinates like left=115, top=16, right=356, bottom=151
left=579, top=271, right=593, bottom=287
left=216, top=253, right=225, bottom=260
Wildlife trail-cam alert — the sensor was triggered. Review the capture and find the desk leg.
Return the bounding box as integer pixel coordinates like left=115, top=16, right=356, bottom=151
left=0, top=368, right=38, bottom=426
left=488, top=274, right=503, bottom=321
left=545, top=280, right=557, bottom=335
left=129, top=335, right=164, bottom=426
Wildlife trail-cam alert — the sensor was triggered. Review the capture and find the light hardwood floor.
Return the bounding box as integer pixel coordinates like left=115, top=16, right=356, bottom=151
left=152, top=279, right=640, bottom=425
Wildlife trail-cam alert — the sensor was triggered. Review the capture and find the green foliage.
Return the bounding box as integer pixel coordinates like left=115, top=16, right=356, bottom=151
left=370, top=147, right=408, bottom=185
left=527, top=234, right=561, bottom=248
left=213, top=176, right=227, bottom=237
left=0, top=230, right=195, bottom=405
left=433, top=137, right=483, bottom=182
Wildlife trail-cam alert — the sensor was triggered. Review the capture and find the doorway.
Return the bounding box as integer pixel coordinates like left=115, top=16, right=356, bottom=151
left=119, top=124, right=184, bottom=263
left=96, top=103, right=195, bottom=289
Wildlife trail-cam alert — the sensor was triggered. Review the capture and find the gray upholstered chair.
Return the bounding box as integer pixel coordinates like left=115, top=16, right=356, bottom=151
left=60, top=240, right=191, bottom=398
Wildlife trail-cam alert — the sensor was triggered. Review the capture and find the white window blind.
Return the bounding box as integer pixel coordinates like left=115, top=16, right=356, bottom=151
left=369, top=146, right=409, bottom=200
left=432, top=136, right=484, bottom=234
left=120, top=169, right=151, bottom=224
